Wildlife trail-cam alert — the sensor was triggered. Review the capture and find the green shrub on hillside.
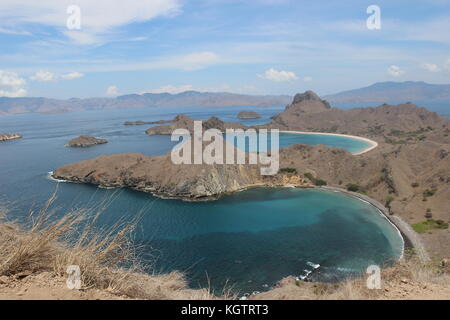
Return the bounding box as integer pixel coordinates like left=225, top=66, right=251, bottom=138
left=346, top=184, right=360, bottom=192
left=412, top=219, right=449, bottom=234
left=314, top=179, right=327, bottom=186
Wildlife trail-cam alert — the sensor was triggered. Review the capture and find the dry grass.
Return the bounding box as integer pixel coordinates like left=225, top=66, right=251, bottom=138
left=253, top=257, right=450, bottom=300
left=317, top=258, right=449, bottom=300
left=0, top=195, right=233, bottom=300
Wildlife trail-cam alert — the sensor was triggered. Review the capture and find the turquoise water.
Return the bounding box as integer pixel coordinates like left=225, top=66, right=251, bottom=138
left=0, top=106, right=401, bottom=293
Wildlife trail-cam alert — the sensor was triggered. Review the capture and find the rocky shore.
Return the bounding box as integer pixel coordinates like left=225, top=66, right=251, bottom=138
left=0, top=133, right=22, bottom=141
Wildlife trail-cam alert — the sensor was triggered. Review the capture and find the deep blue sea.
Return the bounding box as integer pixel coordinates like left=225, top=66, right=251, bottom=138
left=0, top=105, right=404, bottom=294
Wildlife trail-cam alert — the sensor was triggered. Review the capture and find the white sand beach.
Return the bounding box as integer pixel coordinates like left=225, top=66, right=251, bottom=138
left=280, top=131, right=378, bottom=155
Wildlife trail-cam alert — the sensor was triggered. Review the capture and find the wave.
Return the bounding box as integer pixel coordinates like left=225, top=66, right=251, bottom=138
left=46, top=171, right=67, bottom=183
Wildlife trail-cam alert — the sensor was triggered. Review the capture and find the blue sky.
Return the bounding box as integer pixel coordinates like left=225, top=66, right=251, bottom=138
left=0, top=0, right=449, bottom=98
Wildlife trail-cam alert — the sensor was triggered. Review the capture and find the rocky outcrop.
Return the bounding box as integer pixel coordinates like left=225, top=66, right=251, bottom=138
left=0, top=133, right=22, bottom=141
left=66, top=135, right=108, bottom=148
left=237, top=111, right=261, bottom=119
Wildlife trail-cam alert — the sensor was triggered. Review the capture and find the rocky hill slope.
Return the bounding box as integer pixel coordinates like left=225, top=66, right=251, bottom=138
left=270, top=91, right=450, bottom=134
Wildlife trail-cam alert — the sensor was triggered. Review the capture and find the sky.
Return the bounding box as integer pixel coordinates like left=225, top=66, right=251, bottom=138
left=0, top=0, right=450, bottom=99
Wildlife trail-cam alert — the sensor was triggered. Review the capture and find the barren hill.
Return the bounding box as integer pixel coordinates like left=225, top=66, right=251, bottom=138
left=271, top=95, right=449, bottom=135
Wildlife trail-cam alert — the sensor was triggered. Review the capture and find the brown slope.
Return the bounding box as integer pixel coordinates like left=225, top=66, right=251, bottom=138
left=271, top=91, right=450, bottom=135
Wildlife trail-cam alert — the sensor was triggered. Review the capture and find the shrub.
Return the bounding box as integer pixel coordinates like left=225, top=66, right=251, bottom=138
left=385, top=196, right=395, bottom=208
left=346, top=184, right=360, bottom=192
left=411, top=182, right=419, bottom=188
left=280, top=168, right=297, bottom=174
left=304, top=172, right=314, bottom=181
left=314, top=179, right=327, bottom=186
left=304, top=173, right=327, bottom=186
left=423, top=189, right=436, bottom=197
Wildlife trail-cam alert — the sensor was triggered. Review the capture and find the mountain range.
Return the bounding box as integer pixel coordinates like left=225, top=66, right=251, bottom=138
left=0, top=91, right=291, bottom=115
left=1, top=82, right=450, bottom=116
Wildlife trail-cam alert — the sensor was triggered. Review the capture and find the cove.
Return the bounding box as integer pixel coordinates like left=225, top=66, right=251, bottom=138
left=89, top=186, right=404, bottom=294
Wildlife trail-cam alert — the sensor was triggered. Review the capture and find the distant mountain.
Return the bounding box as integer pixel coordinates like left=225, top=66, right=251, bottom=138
left=325, top=81, right=450, bottom=103
left=0, top=91, right=292, bottom=115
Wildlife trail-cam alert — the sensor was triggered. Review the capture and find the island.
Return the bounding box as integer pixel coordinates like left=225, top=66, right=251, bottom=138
left=145, top=115, right=247, bottom=135
left=66, top=135, right=108, bottom=147
left=237, top=111, right=261, bottom=119
left=0, top=133, right=22, bottom=141
left=124, top=120, right=172, bottom=126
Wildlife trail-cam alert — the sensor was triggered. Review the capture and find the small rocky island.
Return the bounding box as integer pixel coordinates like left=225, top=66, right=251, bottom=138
left=0, top=133, right=22, bottom=141
left=66, top=135, right=108, bottom=147
left=145, top=115, right=246, bottom=135
left=124, top=120, right=172, bottom=126
left=237, top=111, right=261, bottom=119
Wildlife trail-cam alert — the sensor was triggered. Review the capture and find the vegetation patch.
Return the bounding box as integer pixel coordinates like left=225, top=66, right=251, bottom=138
left=423, top=189, right=436, bottom=198
left=412, top=219, right=449, bottom=234
left=304, top=173, right=327, bottom=186
left=279, top=168, right=297, bottom=174
left=346, top=184, right=360, bottom=192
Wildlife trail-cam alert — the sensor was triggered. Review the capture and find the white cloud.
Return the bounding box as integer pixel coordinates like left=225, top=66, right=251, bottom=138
left=106, top=85, right=119, bottom=96
left=176, top=51, right=221, bottom=71
left=421, top=63, right=441, bottom=72
left=149, top=85, right=194, bottom=94
left=445, top=59, right=450, bottom=72
left=0, top=70, right=27, bottom=97
left=303, top=76, right=313, bottom=82
left=30, top=70, right=56, bottom=82
left=82, top=51, right=222, bottom=72
left=0, top=0, right=181, bottom=45
left=387, top=65, right=404, bottom=77
left=258, top=68, right=299, bottom=82
left=0, top=27, right=31, bottom=36
left=61, top=72, right=84, bottom=80
left=143, top=83, right=259, bottom=95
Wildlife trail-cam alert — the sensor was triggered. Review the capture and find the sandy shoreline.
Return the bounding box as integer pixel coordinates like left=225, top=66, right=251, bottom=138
left=280, top=130, right=378, bottom=155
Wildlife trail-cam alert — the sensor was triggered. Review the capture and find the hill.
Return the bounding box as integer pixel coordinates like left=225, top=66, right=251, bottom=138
left=325, top=81, right=450, bottom=103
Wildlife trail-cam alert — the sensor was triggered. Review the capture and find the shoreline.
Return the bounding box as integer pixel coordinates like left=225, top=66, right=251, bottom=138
left=280, top=130, right=378, bottom=155
left=320, top=186, right=430, bottom=262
